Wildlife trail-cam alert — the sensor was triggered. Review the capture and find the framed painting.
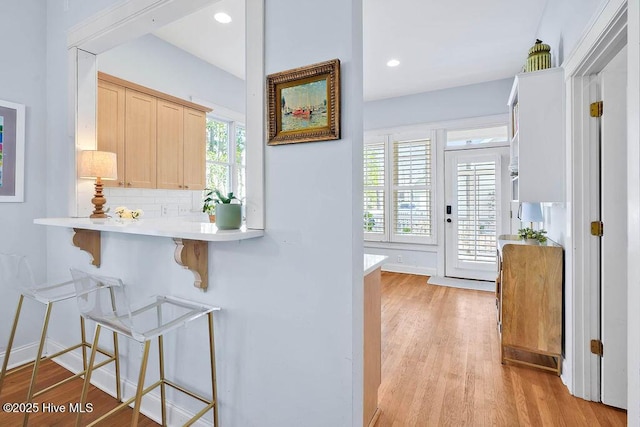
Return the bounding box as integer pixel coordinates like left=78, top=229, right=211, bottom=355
left=267, top=58, right=340, bottom=145
left=0, top=100, right=25, bottom=202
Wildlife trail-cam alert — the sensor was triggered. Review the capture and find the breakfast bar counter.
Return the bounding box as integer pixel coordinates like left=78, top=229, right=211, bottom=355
left=35, top=217, right=264, bottom=290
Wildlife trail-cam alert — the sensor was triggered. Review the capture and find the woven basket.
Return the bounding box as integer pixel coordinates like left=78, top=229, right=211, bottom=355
left=525, top=40, right=551, bottom=72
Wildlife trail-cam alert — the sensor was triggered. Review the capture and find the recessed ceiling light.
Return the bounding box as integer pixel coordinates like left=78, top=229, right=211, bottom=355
left=214, top=12, right=232, bottom=24
left=386, top=59, right=400, bottom=67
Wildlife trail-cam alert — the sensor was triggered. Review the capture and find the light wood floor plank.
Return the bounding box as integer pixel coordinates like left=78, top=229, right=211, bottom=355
left=376, top=272, right=627, bottom=427
left=0, top=359, right=158, bottom=426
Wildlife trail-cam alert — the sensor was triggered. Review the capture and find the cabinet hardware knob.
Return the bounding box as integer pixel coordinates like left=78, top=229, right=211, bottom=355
left=119, top=182, right=124, bottom=186
left=178, top=185, right=183, bottom=188
left=184, top=185, right=189, bottom=189
left=127, top=182, right=132, bottom=186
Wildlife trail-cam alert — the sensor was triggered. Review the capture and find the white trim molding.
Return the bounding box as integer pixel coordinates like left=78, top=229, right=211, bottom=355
left=561, top=0, right=628, bottom=400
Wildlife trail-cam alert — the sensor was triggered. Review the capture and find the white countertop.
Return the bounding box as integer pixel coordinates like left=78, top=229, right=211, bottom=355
left=34, top=217, right=264, bottom=242
left=364, top=254, right=387, bottom=275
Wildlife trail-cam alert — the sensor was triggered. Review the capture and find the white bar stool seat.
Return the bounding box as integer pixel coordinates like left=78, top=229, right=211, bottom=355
left=71, top=269, right=219, bottom=427
left=0, top=253, right=121, bottom=427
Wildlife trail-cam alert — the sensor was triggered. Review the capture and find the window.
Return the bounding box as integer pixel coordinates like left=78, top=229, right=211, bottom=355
left=364, top=132, right=435, bottom=244
left=206, top=117, right=246, bottom=201
left=446, top=125, right=508, bottom=148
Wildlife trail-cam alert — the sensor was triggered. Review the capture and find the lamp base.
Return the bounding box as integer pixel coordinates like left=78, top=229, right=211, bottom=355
left=90, top=179, right=108, bottom=218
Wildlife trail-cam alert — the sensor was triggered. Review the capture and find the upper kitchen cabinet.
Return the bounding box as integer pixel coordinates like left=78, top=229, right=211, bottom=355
left=125, top=88, right=157, bottom=189
left=508, top=67, right=564, bottom=202
left=156, top=99, right=184, bottom=190
left=97, top=80, right=125, bottom=188
left=97, top=72, right=211, bottom=190
left=182, top=108, right=207, bottom=190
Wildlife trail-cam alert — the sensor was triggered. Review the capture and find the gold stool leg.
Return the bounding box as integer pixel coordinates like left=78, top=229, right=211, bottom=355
left=0, top=294, right=24, bottom=394
left=80, top=316, right=87, bottom=373
left=113, top=331, right=122, bottom=402
left=23, top=301, right=53, bottom=427
left=108, top=287, right=122, bottom=402
left=76, top=324, right=102, bottom=427
left=208, top=312, right=219, bottom=427
left=131, top=340, right=151, bottom=426
left=158, top=335, right=167, bottom=426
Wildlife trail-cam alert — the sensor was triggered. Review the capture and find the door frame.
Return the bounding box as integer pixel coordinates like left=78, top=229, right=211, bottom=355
left=563, top=0, right=627, bottom=401
left=443, top=146, right=509, bottom=280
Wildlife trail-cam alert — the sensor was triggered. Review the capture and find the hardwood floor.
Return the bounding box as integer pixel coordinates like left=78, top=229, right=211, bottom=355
left=0, top=272, right=627, bottom=426
left=0, top=359, right=158, bottom=426
left=376, top=272, right=627, bottom=427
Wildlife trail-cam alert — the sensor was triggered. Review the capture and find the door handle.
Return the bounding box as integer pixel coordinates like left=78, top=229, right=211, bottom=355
left=446, top=218, right=452, bottom=223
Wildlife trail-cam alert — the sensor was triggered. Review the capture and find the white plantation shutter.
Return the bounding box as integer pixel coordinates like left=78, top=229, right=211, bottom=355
left=364, top=142, right=385, bottom=237
left=456, top=161, right=497, bottom=263
left=392, top=138, right=433, bottom=243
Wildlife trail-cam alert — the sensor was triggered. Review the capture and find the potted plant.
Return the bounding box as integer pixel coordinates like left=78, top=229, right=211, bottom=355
left=518, top=227, right=548, bottom=244
left=202, top=189, right=216, bottom=223
left=209, top=189, right=242, bottom=230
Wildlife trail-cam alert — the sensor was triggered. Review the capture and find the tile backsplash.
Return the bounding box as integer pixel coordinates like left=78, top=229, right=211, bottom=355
left=102, top=188, right=205, bottom=219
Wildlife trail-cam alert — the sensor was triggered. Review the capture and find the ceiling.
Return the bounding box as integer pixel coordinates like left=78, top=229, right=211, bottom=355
left=154, top=0, right=548, bottom=101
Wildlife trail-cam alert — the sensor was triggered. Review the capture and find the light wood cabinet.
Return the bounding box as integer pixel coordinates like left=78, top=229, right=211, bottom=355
left=363, top=265, right=382, bottom=426
left=96, top=72, right=210, bottom=190
left=157, top=104, right=206, bottom=190
left=497, top=235, right=563, bottom=375
left=156, top=100, right=184, bottom=190
left=125, top=89, right=157, bottom=189
left=97, top=80, right=125, bottom=188
left=182, top=108, right=206, bottom=191
left=508, top=67, right=564, bottom=202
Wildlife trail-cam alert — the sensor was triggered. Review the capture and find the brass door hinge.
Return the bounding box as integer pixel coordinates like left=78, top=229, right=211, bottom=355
left=591, top=339, right=603, bottom=356
left=591, top=221, right=604, bottom=236
left=590, top=101, right=603, bottom=117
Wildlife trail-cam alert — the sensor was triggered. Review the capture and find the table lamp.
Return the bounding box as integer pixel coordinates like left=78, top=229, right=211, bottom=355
left=519, top=202, right=543, bottom=229
left=79, top=150, right=117, bottom=218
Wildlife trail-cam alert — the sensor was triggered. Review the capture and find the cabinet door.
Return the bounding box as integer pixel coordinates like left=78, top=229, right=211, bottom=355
left=125, top=89, right=157, bottom=188
left=183, top=108, right=206, bottom=191
left=97, top=80, right=125, bottom=188
left=156, top=100, right=184, bottom=190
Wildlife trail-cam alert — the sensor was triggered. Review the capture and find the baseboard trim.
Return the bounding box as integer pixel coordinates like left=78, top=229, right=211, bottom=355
left=382, top=264, right=436, bottom=276
left=0, top=342, right=40, bottom=371
left=47, top=340, right=211, bottom=426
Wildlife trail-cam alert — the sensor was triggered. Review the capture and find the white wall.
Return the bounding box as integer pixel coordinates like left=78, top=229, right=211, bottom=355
left=0, top=1, right=55, bottom=370
left=364, top=78, right=512, bottom=131
left=42, top=1, right=364, bottom=427
left=537, top=0, right=607, bottom=67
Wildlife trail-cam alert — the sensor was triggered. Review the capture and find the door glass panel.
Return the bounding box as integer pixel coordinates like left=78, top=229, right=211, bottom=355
left=456, top=161, right=497, bottom=263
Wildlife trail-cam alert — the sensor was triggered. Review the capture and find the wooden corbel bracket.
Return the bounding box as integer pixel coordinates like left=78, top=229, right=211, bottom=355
left=173, top=238, right=209, bottom=290
left=72, top=228, right=101, bottom=267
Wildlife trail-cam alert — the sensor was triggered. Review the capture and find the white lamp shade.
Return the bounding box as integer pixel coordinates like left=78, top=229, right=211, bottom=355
left=79, top=150, right=117, bottom=180
left=519, top=202, right=543, bottom=223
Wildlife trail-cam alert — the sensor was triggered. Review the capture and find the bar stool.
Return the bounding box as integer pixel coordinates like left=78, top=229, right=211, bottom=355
left=0, top=253, right=121, bottom=426
left=70, top=269, right=219, bottom=427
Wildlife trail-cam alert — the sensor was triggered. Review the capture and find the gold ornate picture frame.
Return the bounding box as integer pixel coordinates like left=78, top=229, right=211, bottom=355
left=267, top=59, right=340, bottom=146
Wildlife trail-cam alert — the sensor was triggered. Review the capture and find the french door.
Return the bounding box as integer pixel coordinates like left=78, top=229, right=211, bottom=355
left=445, top=147, right=509, bottom=280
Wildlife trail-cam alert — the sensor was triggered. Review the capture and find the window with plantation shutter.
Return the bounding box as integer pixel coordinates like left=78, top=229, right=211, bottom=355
left=364, top=133, right=435, bottom=244
left=364, top=142, right=385, bottom=237
left=392, top=138, right=433, bottom=243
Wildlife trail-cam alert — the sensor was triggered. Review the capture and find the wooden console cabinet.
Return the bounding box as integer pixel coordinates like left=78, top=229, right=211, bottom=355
left=497, top=235, right=563, bottom=375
